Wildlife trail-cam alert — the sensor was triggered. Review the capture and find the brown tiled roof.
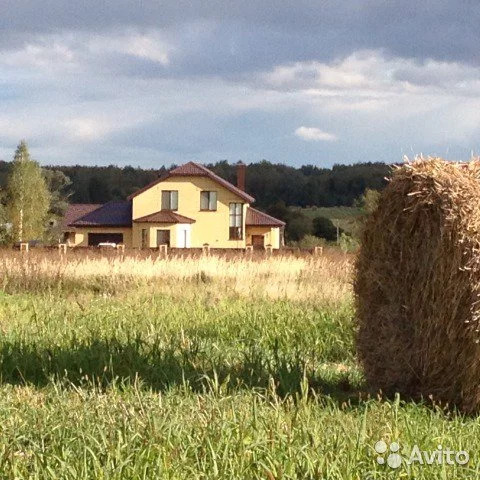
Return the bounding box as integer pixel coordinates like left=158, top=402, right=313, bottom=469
left=246, top=207, right=285, bottom=227
left=133, top=211, right=196, bottom=224
left=69, top=201, right=132, bottom=227
left=169, top=163, right=207, bottom=176
left=128, top=161, right=255, bottom=203
left=62, top=204, right=102, bottom=230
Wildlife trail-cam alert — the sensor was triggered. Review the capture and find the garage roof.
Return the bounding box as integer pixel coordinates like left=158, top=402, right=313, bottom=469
left=68, top=201, right=132, bottom=227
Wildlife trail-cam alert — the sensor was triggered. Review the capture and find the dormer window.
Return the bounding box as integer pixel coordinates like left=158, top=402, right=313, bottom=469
left=200, top=191, right=217, bottom=211
left=161, top=190, right=178, bottom=211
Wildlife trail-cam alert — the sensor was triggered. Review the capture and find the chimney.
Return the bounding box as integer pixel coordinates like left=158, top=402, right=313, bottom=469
left=236, top=161, right=246, bottom=191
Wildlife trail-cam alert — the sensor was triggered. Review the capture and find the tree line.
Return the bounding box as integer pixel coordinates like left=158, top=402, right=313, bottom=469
left=0, top=158, right=390, bottom=207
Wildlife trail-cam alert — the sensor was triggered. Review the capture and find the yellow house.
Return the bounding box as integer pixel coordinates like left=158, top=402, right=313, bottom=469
left=63, top=162, right=285, bottom=249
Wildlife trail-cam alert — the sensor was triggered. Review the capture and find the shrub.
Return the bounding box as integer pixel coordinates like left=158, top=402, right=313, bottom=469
left=285, top=213, right=311, bottom=242
left=339, top=233, right=359, bottom=253
left=289, top=235, right=326, bottom=249
left=312, top=216, right=339, bottom=241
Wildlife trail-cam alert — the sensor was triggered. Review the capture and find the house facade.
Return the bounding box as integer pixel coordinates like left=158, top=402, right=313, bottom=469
left=62, top=162, right=285, bottom=249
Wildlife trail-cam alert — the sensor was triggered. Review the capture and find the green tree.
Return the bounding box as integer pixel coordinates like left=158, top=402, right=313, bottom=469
left=88, top=176, right=111, bottom=203
left=0, top=196, right=10, bottom=244
left=43, top=169, right=72, bottom=243
left=357, top=188, right=381, bottom=214
left=285, top=213, right=311, bottom=242
left=266, top=200, right=289, bottom=223
left=43, top=169, right=72, bottom=217
left=312, top=216, right=339, bottom=241
left=6, top=141, right=50, bottom=242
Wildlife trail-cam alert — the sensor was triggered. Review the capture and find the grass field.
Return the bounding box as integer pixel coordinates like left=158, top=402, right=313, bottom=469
left=298, top=206, right=364, bottom=220
left=0, top=249, right=478, bottom=479
left=292, top=206, right=363, bottom=237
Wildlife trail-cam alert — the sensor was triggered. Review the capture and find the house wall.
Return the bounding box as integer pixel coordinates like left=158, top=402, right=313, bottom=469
left=66, top=225, right=281, bottom=249
left=132, top=222, right=176, bottom=248
left=132, top=176, right=249, bottom=248
left=131, top=223, right=192, bottom=248
left=67, top=227, right=133, bottom=247
left=246, top=226, right=281, bottom=249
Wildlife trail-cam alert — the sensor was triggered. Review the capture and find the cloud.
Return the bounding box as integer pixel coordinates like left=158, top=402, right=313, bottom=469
left=1, top=1, right=480, bottom=76
left=2, top=44, right=480, bottom=166
left=295, top=127, right=337, bottom=142
left=260, top=51, right=480, bottom=95
left=64, top=118, right=114, bottom=141
left=87, top=32, right=172, bottom=65
left=0, top=2, right=480, bottom=167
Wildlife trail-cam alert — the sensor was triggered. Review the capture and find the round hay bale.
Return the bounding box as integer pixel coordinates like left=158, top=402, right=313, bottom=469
left=355, top=157, right=480, bottom=412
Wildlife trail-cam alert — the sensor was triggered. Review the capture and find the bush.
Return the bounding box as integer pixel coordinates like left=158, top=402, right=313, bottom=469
left=312, top=216, right=339, bottom=241
left=285, top=213, right=311, bottom=242
left=289, top=235, right=326, bottom=249
left=339, top=233, right=359, bottom=253
left=356, top=188, right=381, bottom=215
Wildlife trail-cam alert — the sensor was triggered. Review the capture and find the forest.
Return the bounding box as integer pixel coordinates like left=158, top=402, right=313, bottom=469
left=0, top=159, right=390, bottom=208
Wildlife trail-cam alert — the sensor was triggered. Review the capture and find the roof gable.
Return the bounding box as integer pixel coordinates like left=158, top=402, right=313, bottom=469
left=128, top=161, right=255, bottom=203
left=169, top=163, right=207, bottom=176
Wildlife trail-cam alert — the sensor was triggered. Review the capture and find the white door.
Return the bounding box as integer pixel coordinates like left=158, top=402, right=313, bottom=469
left=177, top=224, right=191, bottom=248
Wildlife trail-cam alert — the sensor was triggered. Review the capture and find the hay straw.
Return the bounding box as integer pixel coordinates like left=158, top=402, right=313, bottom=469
left=355, top=157, right=480, bottom=412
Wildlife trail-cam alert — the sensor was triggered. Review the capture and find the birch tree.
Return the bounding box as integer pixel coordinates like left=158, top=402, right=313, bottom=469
left=6, top=141, right=50, bottom=242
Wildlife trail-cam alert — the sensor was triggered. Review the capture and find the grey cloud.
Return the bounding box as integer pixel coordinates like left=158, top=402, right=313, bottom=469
left=2, top=0, right=480, bottom=167
left=393, top=62, right=480, bottom=88
left=1, top=0, right=480, bottom=77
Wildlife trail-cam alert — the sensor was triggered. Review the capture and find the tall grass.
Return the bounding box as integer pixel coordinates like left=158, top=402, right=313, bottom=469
left=0, top=249, right=352, bottom=303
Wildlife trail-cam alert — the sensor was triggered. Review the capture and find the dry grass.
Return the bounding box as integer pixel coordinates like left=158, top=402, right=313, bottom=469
left=0, top=248, right=353, bottom=303
left=355, top=157, right=480, bottom=412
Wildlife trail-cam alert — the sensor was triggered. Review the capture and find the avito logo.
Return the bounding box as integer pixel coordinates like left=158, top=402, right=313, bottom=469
left=374, top=441, right=469, bottom=468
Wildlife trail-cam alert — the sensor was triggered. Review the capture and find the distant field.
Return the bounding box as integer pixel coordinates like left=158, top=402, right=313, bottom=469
left=296, top=206, right=364, bottom=220
left=0, top=250, right=478, bottom=478
left=291, top=206, right=364, bottom=236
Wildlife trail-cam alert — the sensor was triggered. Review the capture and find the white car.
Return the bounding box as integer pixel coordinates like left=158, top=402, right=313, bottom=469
left=97, top=242, right=117, bottom=249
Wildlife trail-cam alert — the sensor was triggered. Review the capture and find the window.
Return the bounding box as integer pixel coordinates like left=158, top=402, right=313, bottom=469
left=200, top=191, right=217, bottom=211
left=161, top=190, right=178, bottom=210
left=229, top=203, right=243, bottom=240
left=156, top=229, right=170, bottom=247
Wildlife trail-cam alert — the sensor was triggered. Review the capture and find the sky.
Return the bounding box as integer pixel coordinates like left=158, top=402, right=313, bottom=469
left=1, top=0, right=480, bottom=168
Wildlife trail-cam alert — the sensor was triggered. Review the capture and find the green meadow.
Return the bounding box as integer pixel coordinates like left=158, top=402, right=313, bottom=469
left=0, top=251, right=477, bottom=479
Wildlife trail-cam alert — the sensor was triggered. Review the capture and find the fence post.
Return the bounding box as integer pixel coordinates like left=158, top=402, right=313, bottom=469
left=116, top=243, right=125, bottom=260
left=202, top=243, right=210, bottom=256
left=314, top=246, right=323, bottom=256
left=19, top=242, right=29, bottom=254
left=264, top=244, right=273, bottom=257
left=58, top=243, right=67, bottom=256
left=158, top=244, right=168, bottom=258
